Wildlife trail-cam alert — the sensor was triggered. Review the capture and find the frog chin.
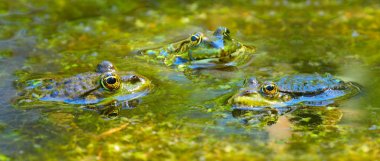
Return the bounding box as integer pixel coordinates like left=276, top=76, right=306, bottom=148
left=231, top=95, right=286, bottom=109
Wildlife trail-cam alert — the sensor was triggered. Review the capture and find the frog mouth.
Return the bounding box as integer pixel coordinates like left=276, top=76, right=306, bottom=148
left=232, top=95, right=282, bottom=107
left=188, top=48, right=226, bottom=61
left=114, top=89, right=150, bottom=104
left=187, top=40, right=237, bottom=61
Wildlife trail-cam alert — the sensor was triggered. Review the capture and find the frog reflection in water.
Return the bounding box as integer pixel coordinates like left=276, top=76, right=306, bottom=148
left=229, top=74, right=361, bottom=115
left=138, top=26, right=256, bottom=70
left=14, top=61, right=152, bottom=116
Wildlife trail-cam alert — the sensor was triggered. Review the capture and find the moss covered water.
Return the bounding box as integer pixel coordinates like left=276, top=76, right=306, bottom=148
left=1, top=0, right=380, bottom=160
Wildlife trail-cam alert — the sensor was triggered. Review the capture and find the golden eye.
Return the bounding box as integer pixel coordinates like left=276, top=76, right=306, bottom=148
left=100, top=72, right=121, bottom=91
left=190, top=32, right=203, bottom=45
left=261, top=83, right=278, bottom=96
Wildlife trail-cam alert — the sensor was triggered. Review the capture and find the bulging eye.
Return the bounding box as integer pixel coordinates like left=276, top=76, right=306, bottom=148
left=214, top=27, right=231, bottom=40
left=100, top=72, right=121, bottom=91
left=224, top=28, right=230, bottom=35
left=245, top=77, right=258, bottom=87
left=261, top=83, right=278, bottom=96
left=96, top=60, right=116, bottom=73
left=190, top=32, right=202, bottom=45
left=222, top=28, right=231, bottom=40
left=222, top=27, right=230, bottom=36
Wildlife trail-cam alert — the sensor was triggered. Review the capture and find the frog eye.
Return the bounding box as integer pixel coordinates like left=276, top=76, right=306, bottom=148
left=214, top=27, right=231, bottom=39
left=223, top=27, right=230, bottom=36
left=100, top=72, right=121, bottom=91
left=96, top=60, right=116, bottom=73
left=222, top=28, right=231, bottom=40
left=261, top=83, right=278, bottom=95
left=190, top=32, right=202, bottom=45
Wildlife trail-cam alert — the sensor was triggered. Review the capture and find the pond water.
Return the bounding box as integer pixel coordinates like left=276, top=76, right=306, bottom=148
left=1, top=1, right=380, bottom=160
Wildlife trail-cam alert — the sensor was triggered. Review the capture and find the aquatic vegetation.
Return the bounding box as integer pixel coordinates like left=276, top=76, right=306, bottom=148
left=0, top=0, right=380, bottom=160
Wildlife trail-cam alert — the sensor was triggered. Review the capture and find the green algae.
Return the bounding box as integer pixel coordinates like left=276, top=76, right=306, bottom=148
left=0, top=0, right=380, bottom=160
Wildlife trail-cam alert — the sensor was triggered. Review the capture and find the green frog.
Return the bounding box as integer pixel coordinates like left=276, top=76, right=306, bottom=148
left=14, top=61, right=152, bottom=116
left=229, top=73, right=361, bottom=114
left=137, top=26, right=256, bottom=70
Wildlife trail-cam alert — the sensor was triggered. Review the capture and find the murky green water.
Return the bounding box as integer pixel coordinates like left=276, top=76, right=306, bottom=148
left=1, top=0, right=380, bottom=160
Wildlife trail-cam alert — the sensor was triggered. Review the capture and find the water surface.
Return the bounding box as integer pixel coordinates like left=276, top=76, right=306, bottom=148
left=0, top=1, right=379, bottom=160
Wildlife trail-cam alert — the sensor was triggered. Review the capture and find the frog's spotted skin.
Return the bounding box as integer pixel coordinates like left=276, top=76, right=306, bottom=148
left=137, top=26, right=256, bottom=69
left=14, top=61, right=152, bottom=116
left=229, top=73, right=361, bottom=114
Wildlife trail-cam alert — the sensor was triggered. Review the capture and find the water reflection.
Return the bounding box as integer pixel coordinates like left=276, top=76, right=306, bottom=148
left=0, top=0, right=380, bottom=160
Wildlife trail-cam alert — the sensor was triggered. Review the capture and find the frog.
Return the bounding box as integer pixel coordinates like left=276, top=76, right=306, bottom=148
left=229, top=73, right=361, bottom=114
left=13, top=61, right=152, bottom=116
left=137, top=26, right=256, bottom=70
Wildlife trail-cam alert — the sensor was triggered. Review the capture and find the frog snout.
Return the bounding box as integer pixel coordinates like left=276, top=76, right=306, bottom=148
left=241, top=89, right=258, bottom=96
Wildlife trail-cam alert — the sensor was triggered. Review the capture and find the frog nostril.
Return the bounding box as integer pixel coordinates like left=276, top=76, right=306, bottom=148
left=243, top=90, right=253, bottom=95
left=129, top=75, right=141, bottom=83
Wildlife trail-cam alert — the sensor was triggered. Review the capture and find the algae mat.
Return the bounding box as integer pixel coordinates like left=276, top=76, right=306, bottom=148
left=0, top=1, right=380, bottom=160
